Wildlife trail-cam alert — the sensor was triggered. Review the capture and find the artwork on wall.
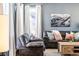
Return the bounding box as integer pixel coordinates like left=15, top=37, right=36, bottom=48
left=51, top=14, right=71, bottom=27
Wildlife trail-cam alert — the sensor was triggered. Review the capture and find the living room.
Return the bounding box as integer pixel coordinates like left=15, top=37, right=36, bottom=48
left=10, top=3, right=79, bottom=56
left=1, top=3, right=79, bottom=56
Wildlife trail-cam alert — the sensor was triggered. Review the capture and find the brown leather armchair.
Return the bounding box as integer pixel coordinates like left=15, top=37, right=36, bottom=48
left=16, top=33, right=45, bottom=56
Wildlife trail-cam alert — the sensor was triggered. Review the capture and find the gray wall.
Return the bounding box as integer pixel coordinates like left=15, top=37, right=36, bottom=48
left=42, top=3, right=79, bottom=31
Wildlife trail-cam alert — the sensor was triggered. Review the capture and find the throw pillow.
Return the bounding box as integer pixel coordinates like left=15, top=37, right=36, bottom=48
left=74, top=32, right=79, bottom=41
left=52, top=30, right=62, bottom=40
left=23, top=33, right=30, bottom=43
left=65, top=33, right=74, bottom=41
left=47, top=32, right=54, bottom=40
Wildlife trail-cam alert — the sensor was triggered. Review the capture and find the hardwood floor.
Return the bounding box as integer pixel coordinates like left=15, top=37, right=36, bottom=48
left=44, top=49, right=61, bottom=56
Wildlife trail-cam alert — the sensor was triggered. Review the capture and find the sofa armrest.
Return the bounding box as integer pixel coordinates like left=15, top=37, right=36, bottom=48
left=43, top=36, right=49, bottom=43
left=29, top=39, right=43, bottom=42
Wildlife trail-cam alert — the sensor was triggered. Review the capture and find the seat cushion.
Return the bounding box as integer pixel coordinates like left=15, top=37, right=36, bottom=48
left=26, top=41, right=44, bottom=48
left=29, top=38, right=43, bottom=42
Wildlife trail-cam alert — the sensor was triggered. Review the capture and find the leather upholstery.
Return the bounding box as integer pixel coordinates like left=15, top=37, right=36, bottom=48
left=16, top=33, right=45, bottom=56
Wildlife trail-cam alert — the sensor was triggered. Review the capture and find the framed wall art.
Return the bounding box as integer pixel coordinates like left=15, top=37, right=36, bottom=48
left=51, top=14, right=71, bottom=27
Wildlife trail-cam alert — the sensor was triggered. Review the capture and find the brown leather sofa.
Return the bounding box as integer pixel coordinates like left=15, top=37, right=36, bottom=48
left=43, top=31, right=77, bottom=49
left=16, top=33, right=45, bottom=56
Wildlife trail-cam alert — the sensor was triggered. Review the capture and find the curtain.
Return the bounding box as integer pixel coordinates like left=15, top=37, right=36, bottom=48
left=16, top=3, right=24, bottom=38
left=37, top=5, right=42, bottom=38
left=25, top=4, right=42, bottom=38
left=9, top=3, right=15, bottom=56
left=25, top=5, right=30, bottom=34
left=9, top=3, right=24, bottom=56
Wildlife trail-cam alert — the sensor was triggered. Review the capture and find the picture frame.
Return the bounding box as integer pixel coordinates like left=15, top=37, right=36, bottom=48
left=51, top=14, right=71, bottom=27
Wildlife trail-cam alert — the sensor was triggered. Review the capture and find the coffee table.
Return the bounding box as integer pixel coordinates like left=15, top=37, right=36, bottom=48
left=58, top=42, right=79, bottom=55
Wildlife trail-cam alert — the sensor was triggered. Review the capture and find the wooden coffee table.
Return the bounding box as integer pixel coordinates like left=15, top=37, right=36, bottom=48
left=58, top=42, right=79, bottom=55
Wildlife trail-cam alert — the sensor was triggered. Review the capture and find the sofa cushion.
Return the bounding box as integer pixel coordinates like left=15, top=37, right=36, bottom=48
left=19, top=36, right=25, bottom=47
left=52, top=30, right=63, bottom=40
left=44, top=31, right=71, bottom=40
left=29, top=39, right=43, bottom=42
left=18, top=33, right=30, bottom=47
left=23, top=33, right=30, bottom=43
left=74, top=32, right=79, bottom=41
left=65, top=33, right=74, bottom=40
left=47, top=32, right=55, bottom=41
left=26, top=41, right=44, bottom=48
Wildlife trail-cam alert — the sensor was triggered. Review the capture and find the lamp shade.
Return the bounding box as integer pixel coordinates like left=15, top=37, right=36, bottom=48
left=0, top=15, right=9, bottom=52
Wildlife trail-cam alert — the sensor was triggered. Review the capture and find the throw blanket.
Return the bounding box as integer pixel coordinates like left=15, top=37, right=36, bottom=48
left=52, top=30, right=62, bottom=40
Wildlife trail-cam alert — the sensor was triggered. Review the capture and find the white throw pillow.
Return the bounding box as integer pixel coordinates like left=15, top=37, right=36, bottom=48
left=47, top=32, right=54, bottom=40
left=74, top=32, right=79, bottom=40
left=52, top=30, right=62, bottom=40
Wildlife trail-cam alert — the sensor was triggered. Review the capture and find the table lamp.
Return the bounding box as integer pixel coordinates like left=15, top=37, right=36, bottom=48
left=0, top=15, right=9, bottom=55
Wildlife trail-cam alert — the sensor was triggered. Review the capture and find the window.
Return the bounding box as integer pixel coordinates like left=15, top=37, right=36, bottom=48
left=29, top=5, right=38, bottom=37
left=25, top=4, right=42, bottom=38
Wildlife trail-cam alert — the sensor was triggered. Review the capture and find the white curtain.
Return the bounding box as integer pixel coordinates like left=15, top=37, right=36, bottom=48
left=25, top=4, right=42, bottom=38
left=9, top=3, right=24, bottom=56
left=9, top=3, right=15, bottom=56
left=16, top=3, right=24, bottom=38
left=37, top=5, right=42, bottom=38
left=25, top=5, right=30, bottom=34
